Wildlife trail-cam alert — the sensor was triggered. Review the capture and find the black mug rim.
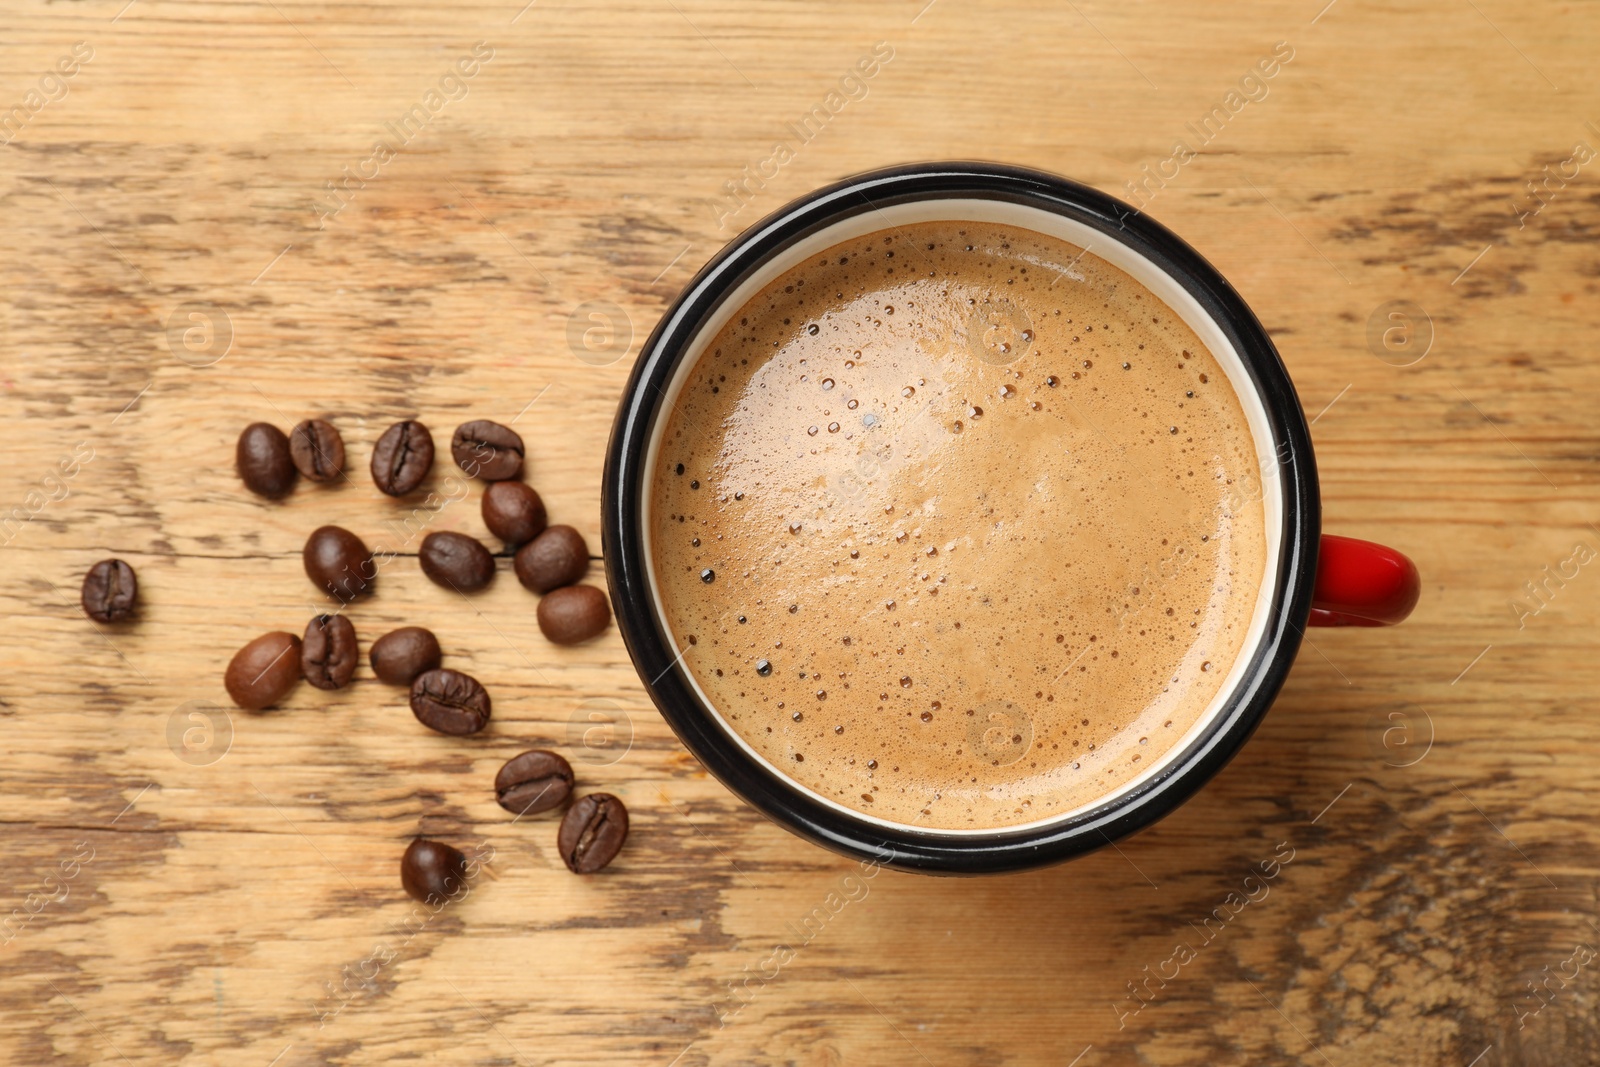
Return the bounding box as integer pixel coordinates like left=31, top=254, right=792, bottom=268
left=602, top=161, right=1319, bottom=875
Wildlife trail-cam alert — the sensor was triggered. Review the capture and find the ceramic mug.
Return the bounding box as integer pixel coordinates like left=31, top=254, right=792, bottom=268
left=602, top=162, right=1419, bottom=874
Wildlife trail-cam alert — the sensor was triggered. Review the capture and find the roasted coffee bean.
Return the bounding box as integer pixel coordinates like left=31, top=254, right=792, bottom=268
left=236, top=422, right=297, bottom=497
left=513, top=525, right=589, bottom=594
left=451, top=420, right=524, bottom=481
left=481, top=481, right=547, bottom=547
left=410, top=668, right=491, bottom=735
left=400, top=838, right=470, bottom=904
left=80, top=559, right=138, bottom=623
left=225, top=631, right=302, bottom=710
left=537, top=584, right=611, bottom=645
left=303, top=525, right=375, bottom=601
left=289, top=418, right=345, bottom=482
left=419, top=531, right=496, bottom=592
left=371, top=420, right=434, bottom=496
left=302, top=613, right=358, bottom=690
left=369, top=626, right=441, bottom=686
left=494, top=750, right=574, bottom=816
left=557, top=793, right=628, bottom=873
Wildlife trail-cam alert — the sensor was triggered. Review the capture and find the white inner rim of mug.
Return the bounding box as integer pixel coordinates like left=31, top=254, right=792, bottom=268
left=642, top=197, right=1284, bottom=837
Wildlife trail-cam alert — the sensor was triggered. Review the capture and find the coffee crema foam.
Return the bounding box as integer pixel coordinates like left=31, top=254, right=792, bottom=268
left=650, top=220, right=1266, bottom=830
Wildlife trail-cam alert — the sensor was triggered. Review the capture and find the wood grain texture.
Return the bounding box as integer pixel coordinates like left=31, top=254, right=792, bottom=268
left=3, top=0, right=1598, bottom=1063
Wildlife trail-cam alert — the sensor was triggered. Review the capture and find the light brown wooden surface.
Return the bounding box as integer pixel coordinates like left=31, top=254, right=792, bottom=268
left=3, top=1, right=1598, bottom=1063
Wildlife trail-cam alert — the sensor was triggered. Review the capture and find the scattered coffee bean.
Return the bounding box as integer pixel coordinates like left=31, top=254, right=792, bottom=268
left=225, top=631, right=302, bottom=710
left=419, top=530, right=496, bottom=592
left=236, top=422, right=297, bottom=497
left=289, top=418, right=345, bottom=482
left=537, top=584, right=611, bottom=645
left=369, top=626, right=442, bottom=686
left=410, top=668, right=491, bottom=735
left=80, top=559, right=137, bottom=623
left=371, top=420, right=434, bottom=496
left=302, top=613, right=358, bottom=690
left=557, top=793, right=628, bottom=873
left=494, top=750, right=575, bottom=816
left=451, top=419, right=525, bottom=481
left=400, top=838, right=469, bottom=904
left=481, top=481, right=547, bottom=547
left=303, top=525, right=375, bottom=601
left=513, top=525, right=589, bottom=594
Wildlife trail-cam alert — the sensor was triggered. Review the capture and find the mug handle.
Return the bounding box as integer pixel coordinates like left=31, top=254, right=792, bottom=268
left=1308, top=534, right=1421, bottom=627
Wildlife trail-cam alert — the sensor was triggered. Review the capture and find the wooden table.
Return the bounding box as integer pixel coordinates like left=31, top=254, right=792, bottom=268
left=3, top=1, right=1595, bottom=1063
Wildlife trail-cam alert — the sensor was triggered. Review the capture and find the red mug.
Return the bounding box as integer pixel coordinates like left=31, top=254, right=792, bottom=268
left=604, top=162, right=1420, bottom=873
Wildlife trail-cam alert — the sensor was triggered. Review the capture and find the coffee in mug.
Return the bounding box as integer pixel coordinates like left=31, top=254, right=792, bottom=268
left=649, top=219, right=1268, bottom=830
